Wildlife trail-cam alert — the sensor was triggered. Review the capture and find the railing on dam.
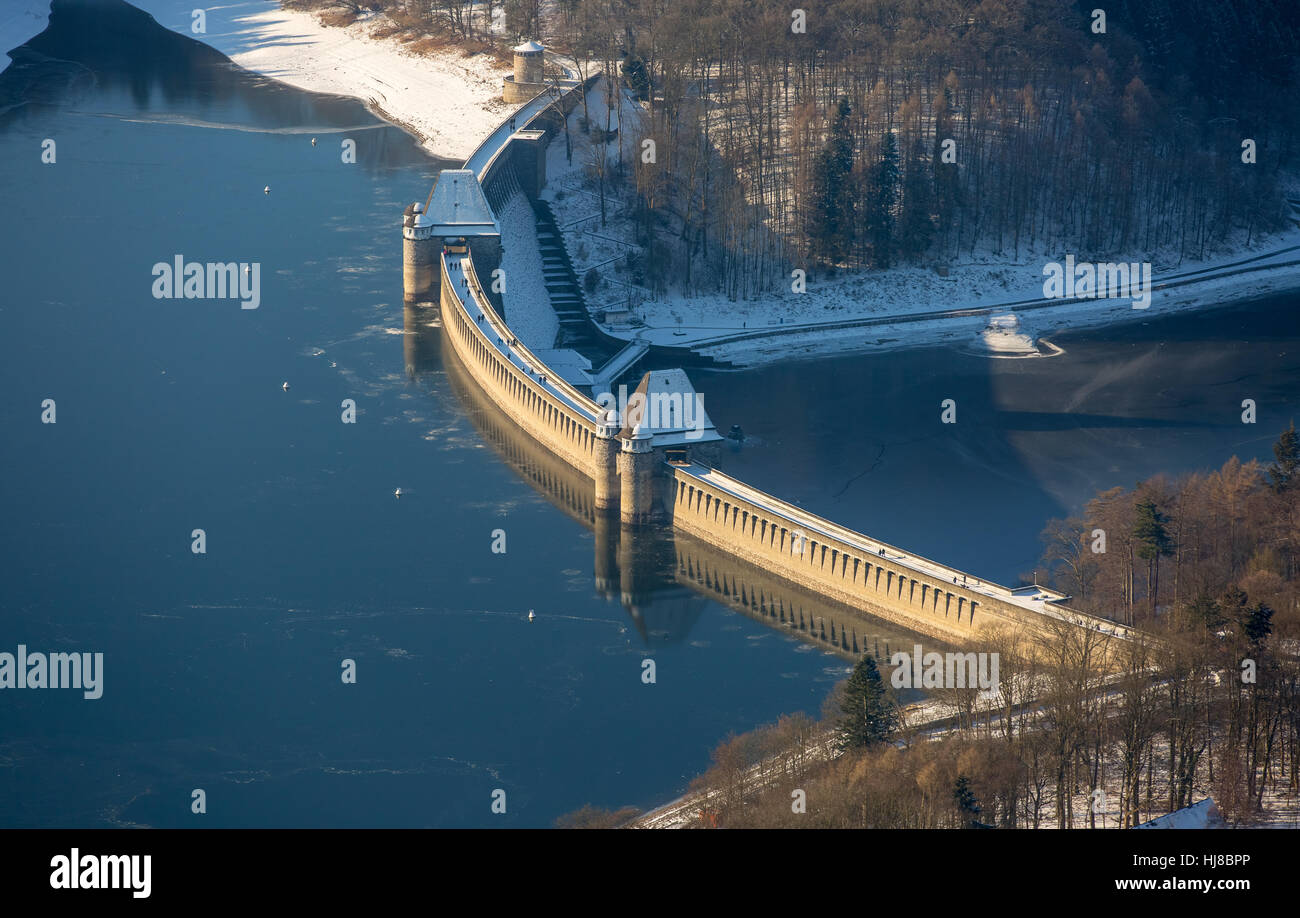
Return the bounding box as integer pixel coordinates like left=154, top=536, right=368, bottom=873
left=421, top=73, right=1135, bottom=651
left=669, top=461, right=1132, bottom=645
left=474, top=75, right=599, bottom=217
left=440, top=251, right=604, bottom=476
left=460, top=253, right=601, bottom=421
left=428, top=75, right=614, bottom=479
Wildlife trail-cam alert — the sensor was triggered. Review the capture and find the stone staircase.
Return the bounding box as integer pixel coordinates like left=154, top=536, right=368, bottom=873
left=533, top=199, right=620, bottom=363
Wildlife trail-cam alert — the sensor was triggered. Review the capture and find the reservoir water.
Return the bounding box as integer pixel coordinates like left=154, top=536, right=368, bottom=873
left=2, top=0, right=1297, bottom=827
left=0, top=0, right=876, bottom=829
left=697, top=298, right=1300, bottom=586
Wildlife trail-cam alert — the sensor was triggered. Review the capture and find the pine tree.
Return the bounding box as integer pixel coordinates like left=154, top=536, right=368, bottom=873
left=1220, top=586, right=1249, bottom=621
left=898, top=139, right=935, bottom=259
left=837, top=656, right=898, bottom=750
left=809, top=96, right=855, bottom=263
left=1268, top=422, right=1299, bottom=492
left=1186, top=593, right=1224, bottom=631
left=1217, top=587, right=1273, bottom=647
left=621, top=53, right=649, bottom=100
left=1133, top=496, right=1174, bottom=616
left=865, top=131, right=900, bottom=268
left=1242, top=602, right=1274, bottom=647
left=953, top=774, right=983, bottom=828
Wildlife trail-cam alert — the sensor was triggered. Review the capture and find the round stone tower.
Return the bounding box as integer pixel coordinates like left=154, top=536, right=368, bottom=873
left=514, top=39, right=544, bottom=85
left=503, top=40, right=546, bottom=103
left=402, top=201, right=436, bottom=303
left=593, top=410, right=622, bottom=513
left=618, top=424, right=656, bottom=526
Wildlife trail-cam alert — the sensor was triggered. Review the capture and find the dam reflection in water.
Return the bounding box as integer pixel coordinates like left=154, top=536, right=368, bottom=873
left=405, top=301, right=941, bottom=673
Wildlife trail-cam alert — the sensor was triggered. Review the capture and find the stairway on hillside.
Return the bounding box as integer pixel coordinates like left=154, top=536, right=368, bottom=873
left=533, top=199, right=620, bottom=364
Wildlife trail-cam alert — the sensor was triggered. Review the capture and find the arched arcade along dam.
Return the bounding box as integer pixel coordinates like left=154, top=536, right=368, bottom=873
left=401, top=81, right=1131, bottom=659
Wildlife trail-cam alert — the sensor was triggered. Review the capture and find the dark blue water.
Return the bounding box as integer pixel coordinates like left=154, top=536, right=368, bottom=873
left=698, top=294, right=1300, bottom=585
left=0, top=1, right=873, bottom=828
left=5, top=1, right=1297, bottom=829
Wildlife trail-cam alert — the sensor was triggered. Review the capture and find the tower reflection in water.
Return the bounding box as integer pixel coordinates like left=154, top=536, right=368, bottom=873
left=406, top=300, right=937, bottom=664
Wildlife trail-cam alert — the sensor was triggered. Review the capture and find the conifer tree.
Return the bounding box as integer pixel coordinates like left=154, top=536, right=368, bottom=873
left=899, top=139, right=935, bottom=259
left=1268, top=422, right=1299, bottom=492
left=953, top=774, right=982, bottom=828
left=837, top=656, right=897, bottom=750
left=865, top=131, right=900, bottom=268
left=1133, top=496, right=1174, bottom=616
left=809, top=96, right=855, bottom=263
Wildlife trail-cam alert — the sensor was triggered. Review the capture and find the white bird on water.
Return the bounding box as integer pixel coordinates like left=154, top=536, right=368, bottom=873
left=528, top=609, right=535, bottom=622
left=264, top=185, right=270, bottom=194
left=394, top=488, right=402, bottom=498
left=282, top=381, right=290, bottom=390
left=311, top=137, right=317, bottom=147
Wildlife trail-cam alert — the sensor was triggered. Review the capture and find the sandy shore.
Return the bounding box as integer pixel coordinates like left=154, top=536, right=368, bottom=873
left=0, top=0, right=50, bottom=72
left=125, top=1, right=512, bottom=162
left=5, top=2, right=510, bottom=160
left=221, top=7, right=510, bottom=160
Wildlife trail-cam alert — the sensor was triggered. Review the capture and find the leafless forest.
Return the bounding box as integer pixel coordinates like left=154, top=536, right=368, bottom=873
left=557, top=428, right=1300, bottom=829
left=343, top=0, right=1297, bottom=299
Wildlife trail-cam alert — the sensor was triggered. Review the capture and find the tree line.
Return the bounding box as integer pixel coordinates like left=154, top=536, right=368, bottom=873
left=622, top=581, right=1297, bottom=828
left=1041, top=423, right=1300, bottom=628
left=299, top=1, right=1296, bottom=300
left=557, top=0, right=1296, bottom=297
left=557, top=427, right=1300, bottom=828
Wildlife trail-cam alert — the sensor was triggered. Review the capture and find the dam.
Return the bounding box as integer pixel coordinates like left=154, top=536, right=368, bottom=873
left=402, top=79, right=1132, bottom=655
left=424, top=301, right=942, bottom=667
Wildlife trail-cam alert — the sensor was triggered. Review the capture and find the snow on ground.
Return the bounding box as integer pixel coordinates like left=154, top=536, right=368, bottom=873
left=529, top=346, right=591, bottom=382
left=0, top=0, right=50, bottom=74
left=540, top=85, right=648, bottom=306
left=42, top=2, right=1293, bottom=368
left=607, top=225, right=1300, bottom=367
left=125, top=0, right=511, bottom=161
left=683, top=239, right=1300, bottom=367
left=541, top=85, right=1300, bottom=367
left=497, top=191, right=559, bottom=350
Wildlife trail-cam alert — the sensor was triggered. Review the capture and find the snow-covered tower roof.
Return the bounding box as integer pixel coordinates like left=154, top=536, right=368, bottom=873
left=415, top=169, right=499, bottom=235
left=618, top=370, right=721, bottom=446
left=512, top=40, right=544, bottom=88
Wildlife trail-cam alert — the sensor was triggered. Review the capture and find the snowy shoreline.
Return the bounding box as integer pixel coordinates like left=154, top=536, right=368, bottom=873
left=688, top=245, right=1300, bottom=367
left=540, top=90, right=1300, bottom=368
left=3, top=1, right=511, bottom=161
left=685, top=254, right=1300, bottom=369
left=7, top=2, right=1297, bottom=368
